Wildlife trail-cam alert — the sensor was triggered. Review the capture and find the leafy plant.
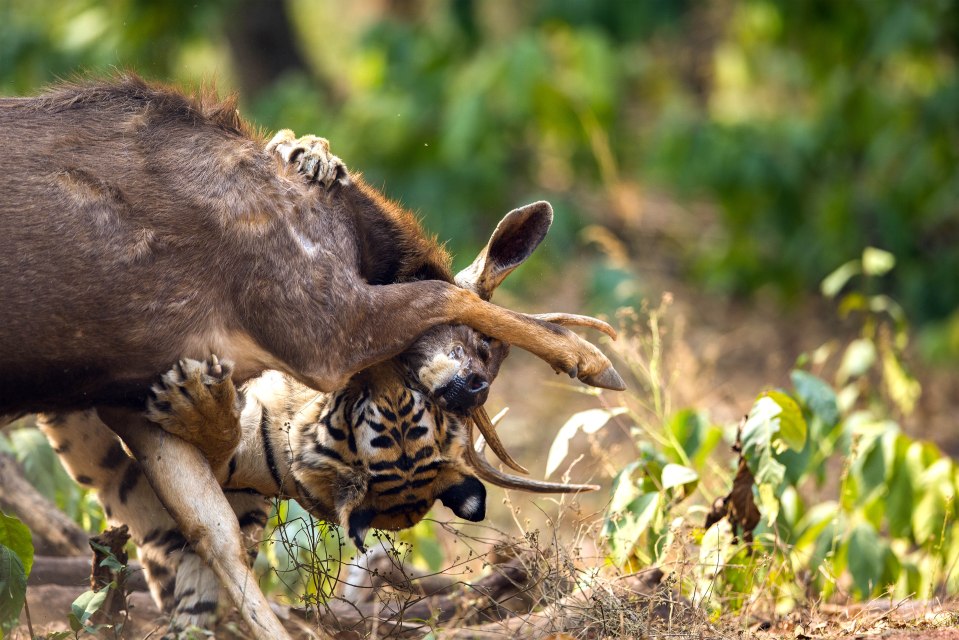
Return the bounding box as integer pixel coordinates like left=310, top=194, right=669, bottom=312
left=0, top=511, right=33, bottom=639
left=565, top=254, right=959, bottom=616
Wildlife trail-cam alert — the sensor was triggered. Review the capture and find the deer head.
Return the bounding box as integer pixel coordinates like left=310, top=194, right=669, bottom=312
left=295, top=202, right=607, bottom=548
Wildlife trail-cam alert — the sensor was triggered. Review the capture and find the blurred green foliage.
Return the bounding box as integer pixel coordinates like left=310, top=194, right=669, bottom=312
left=2, top=0, right=957, bottom=336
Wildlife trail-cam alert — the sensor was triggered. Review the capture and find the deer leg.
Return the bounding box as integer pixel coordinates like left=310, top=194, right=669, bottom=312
left=97, top=408, right=312, bottom=640
left=301, top=280, right=624, bottom=392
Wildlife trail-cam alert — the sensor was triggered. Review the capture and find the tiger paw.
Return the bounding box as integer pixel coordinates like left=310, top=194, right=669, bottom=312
left=266, top=129, right=349, bottom=189
left=146, top=355, right=241, bottom=470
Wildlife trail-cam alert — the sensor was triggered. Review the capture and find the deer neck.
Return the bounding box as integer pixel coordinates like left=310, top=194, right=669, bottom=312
left=339, top=177, right=454, bottom=285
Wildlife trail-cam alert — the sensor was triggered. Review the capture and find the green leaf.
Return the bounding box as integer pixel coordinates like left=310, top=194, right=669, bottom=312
left=846, top=522, right=887, bottom=597
left=821, top=259, right=861, bottom=297
left=912, top=458, right=955, bottom=546
left=545, top=407, right=627, bottom=478
left=885, top=436, right=915, bottom=539
left=604, top=491, right=661, bottom=566
left=71, top=588, right=108, bottom=628
left=791, top=370, right=840, bottom=429
left=742, top=396, right=787, bottom=491
left=741, top=395, right=782, bottom=458
left=862, top=247, right=895, bottom=276
left=667, top=409, right=721, bottom=468
left=742, top=393, right=807, bottom=461
left=90, top=541, right=124, bottom=573
left=755, top=453, right=786, bottom=492
left=0, top=513, right=32, bottom=578
left=0, top=545, right=26, bottom=636
left=698, top=518, right=736, bottom=578
left=757, top=483, right=780, bottom=526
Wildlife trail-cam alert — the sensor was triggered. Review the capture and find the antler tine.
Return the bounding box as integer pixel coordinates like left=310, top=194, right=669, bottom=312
left=530, top=313, right=618, bottom=340
left=465, top=420, right=600, bottom=493
left=470, top=407, right=528, bottom=474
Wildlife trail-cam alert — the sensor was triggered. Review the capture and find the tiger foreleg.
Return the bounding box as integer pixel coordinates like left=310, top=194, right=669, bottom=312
left=98, top=408, right=307, bottom=640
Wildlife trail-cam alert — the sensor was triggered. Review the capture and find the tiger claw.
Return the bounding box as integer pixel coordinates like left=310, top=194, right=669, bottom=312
left=267, top=130, right=349, bottom=190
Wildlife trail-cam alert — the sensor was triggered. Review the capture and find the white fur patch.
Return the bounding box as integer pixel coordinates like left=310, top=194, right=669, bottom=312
left=460, top=495, right=482, bottom=518
left=294, top=229, right=319, bottom=257
left=417, top=355, right=459, bottom=393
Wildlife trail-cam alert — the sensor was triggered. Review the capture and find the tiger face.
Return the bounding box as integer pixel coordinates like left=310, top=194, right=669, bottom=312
left=288, top=325, right=509, bottom=547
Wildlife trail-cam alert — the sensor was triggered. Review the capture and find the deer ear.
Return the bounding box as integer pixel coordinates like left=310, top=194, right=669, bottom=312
left=454, top=201, right=553, bottom=301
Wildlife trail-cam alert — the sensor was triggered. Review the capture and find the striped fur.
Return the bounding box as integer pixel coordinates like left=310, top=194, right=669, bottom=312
left=39, top=324, right=495, bottom=636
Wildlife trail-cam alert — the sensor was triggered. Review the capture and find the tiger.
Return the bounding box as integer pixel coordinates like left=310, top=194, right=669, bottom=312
left=38, top=322, right=505, bottom=635
left=36, top=134, right=606, bottom=637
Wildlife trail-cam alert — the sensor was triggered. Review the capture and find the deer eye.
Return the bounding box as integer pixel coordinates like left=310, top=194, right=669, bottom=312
left=477, top=342, right=491, bottom=362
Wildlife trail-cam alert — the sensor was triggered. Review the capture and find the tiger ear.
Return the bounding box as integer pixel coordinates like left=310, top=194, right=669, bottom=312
left=454, top=201, right=552, bottom=301
left=437, top=475, right=486, bottom=521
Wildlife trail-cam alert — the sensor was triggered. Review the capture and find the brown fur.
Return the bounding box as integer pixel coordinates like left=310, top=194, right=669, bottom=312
left=0, top=76, right=622, bottom=640
left=0, top=75, right=619, bottom=418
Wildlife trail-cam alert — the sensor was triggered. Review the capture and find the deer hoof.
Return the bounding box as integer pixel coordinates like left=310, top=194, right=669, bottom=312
left=580, top=366, right=626, bottom=391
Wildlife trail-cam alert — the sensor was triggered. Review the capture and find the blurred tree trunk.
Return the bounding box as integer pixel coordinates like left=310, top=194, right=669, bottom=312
left=681, top=0, right=729, bottom=109
left=223, top=0, right=337, bottom=104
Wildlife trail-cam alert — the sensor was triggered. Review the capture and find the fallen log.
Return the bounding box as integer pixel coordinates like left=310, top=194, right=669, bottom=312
left=0, top=451, right=89, bottom=556
left=27, top=555, right=149, bottom=592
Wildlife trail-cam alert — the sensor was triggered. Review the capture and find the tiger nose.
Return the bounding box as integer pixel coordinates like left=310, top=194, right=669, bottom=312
left=444, top=373, right=490, bottom=413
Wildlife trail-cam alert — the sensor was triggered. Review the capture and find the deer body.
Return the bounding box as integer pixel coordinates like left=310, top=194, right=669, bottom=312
left=0, top=77, right=621, bottom=418
left=0, top=77, right=622, bottom=639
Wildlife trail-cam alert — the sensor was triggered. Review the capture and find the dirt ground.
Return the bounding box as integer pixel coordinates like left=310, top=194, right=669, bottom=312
left=10, top=186, right=959, bottom=639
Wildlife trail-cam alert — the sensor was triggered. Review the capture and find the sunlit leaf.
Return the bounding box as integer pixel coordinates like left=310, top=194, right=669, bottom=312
left=763, top=391, right=807, bottom=451
left=912, top=458, right=955, bottom=546
left=604, top=491, right=661, bottom=567
left=71, top=588, right=108, bottom=628
left=741, top=395, right=782, bottom=457
left=757, top=483, right=779, bottom=526
left=545, top=407, right=627, bottom=479
left=861, top=247, right=895, bottom=276
left=607, top=462, right=642, bottom=514
left=698, top=518, right=735, bottom=579
left=881, top=347, right=921, bottom=416
left=821, top=259, right=861, bottom=298
left=660, top=463, right=699, bottom=494
left=667, top=409, right=722, bottom=468
left=837, top=338, right=877, bottom=384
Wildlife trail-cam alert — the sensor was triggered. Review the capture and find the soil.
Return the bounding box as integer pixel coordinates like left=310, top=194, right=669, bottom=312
left=10, top=184, right=959, bottom=639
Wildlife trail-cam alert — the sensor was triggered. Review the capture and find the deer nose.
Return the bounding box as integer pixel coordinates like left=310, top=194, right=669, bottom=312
left=442, top=372, right=490, bottom=414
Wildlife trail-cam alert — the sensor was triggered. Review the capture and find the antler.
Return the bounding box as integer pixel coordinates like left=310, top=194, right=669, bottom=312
left=469, top=407, right=528, bottom=474
left=464, top=411, right=600, bottom=493
left=530, top=313, right=618, bottom=340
